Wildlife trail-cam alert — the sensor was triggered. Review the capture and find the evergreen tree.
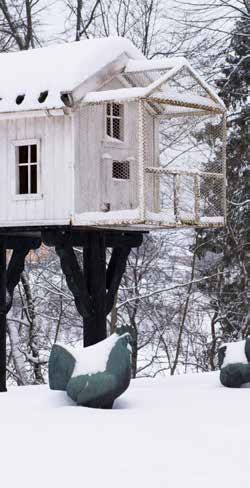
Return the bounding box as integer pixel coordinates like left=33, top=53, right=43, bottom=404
left=197, top=7, right=249, bottom=351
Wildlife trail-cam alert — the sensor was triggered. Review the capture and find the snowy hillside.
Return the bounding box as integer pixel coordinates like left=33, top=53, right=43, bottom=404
left=1, top=372, right=250, bottom=488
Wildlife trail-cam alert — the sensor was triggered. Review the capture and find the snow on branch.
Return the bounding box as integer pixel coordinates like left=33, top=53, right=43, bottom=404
left=116, top=272, right=222, bottom=310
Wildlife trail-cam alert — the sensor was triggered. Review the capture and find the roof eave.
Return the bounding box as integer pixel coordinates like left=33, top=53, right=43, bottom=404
left=72, top=51, right=133, bottom=103
left=0, top=107, right=66, bottom=120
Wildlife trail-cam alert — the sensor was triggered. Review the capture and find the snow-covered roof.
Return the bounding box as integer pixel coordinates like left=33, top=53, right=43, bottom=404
left=0, top=37, right=225, bottom=115
left=125, top=57, right=187, bottom=73
left=83, top=54, right=225, bottom=112
left=84, top=87, right=146, bottom=103
left=0, top=37, right=143, bottom=114
left=83, top=83, right=224, bottom=113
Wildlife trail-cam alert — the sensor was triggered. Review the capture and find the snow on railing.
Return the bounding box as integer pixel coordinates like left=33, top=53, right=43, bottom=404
left=145, top=167, right=225, bottom=226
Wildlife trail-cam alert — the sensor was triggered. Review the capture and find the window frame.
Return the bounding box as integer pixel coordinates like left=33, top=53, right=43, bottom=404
left=112, top=160, right=130, bottom=181
left=12, top=139, right=42, bottom=200
left=105, top=102, right=125, bottom=143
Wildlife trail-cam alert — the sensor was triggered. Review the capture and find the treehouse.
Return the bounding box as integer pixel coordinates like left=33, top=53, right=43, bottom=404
left=0, top=38, right=228, bottom=392
left=0, top=37, right=226, bottom=231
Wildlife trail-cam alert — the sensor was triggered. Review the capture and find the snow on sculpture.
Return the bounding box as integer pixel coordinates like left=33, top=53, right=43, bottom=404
left=219, top=339, right=250, bottom=388
left=48, top=333, right=132, bottom=408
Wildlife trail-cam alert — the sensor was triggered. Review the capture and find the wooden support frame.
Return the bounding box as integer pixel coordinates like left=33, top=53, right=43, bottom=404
left=55, top=229, right=143, bottom=347
left=0, top=234, right=41, bottom=392
left=0, top=228, right=143, bottom=390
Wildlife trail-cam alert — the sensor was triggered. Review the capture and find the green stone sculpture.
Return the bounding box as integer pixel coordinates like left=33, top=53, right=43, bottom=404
left=48, top=332, right=132, bottom=408
left=219, top=339, right=250, bottom=388
left=49, top=343, right=76, bottom=390
left=220, top=363, right=250, bottom=388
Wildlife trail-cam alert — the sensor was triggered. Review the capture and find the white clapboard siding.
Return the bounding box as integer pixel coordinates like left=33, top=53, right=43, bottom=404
left=0, top=114, right=73, bottom=226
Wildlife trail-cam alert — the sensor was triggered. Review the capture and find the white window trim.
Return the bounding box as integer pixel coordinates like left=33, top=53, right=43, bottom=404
left=112, top=159, right=131, bottom=182
left=104, top=102, right=126, bottom=145
left=12, top=139, right=42, bottom=200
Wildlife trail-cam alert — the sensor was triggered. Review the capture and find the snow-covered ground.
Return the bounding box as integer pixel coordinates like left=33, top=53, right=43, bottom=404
left=1, top=372, right=250, bottom=488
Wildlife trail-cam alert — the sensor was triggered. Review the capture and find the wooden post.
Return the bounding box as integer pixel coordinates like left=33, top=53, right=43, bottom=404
left=55, top=230, right=143, bottom=348
left=0, top=239, right=7, bottom=392
left=83, top=232, right=107, bottom=347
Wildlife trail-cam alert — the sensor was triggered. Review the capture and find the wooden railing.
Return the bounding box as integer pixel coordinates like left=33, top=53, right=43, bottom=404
left=145, top=167, right=224, bottom=223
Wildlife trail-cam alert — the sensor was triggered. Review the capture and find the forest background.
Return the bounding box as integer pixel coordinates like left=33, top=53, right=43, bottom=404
left=0, top=0, right=248, bottom=385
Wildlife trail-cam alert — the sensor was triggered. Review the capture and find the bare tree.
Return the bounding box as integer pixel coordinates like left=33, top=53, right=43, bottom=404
left=64, top=0, right=101, bottom=40
left=0, top=0, right=46, bottom=51
left=169, top=0, right=249, bottom=78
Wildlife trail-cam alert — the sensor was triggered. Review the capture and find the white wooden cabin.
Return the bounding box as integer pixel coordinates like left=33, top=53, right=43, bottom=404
left=0, top=38, right=226, bottom=231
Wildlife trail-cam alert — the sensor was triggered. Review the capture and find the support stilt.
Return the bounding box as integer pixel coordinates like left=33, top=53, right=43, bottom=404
left=0, top=235, right=41, bottom=392
left=0, top=228, right=143, bottom=389
left=55, top=230, right=143, bottom=347
left=83, top=232, right=107, bottom=346
left=0, top=239, right=7, bottom=392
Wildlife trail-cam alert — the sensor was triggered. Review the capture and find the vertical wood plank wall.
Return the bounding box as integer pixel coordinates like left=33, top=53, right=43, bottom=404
left=0, top=114, right=73, bottom=226
left=0, top=78, right=157, bottom=226
left=74, top=77, right=153, bottom=215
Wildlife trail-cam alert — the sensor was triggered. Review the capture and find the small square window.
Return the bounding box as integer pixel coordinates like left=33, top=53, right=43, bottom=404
left=112, top=160, right=130, bottom=180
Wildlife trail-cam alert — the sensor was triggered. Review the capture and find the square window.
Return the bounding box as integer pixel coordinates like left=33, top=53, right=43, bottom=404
left=112, top=160, right=130, bottom=180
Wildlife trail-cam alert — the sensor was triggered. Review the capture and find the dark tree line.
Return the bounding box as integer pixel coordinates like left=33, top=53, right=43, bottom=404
left=197, top=5, right=249, bottom=358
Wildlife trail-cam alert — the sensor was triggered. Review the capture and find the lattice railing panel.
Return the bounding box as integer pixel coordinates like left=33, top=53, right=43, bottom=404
left=76, top=97, right=226, bottom=228
left=143, top=103, right=226, bottom=226
left=145, top=168, right=225, bottom=225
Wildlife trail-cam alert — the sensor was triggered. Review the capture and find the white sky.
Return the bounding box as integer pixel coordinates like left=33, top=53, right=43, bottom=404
left=39, top=0, right=69, bottom=45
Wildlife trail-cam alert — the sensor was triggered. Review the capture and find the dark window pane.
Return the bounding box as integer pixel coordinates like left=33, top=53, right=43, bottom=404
left=19, top=166, right=28, bottom=194
left=106, top=117, right=111, bottom=137
left=31, top=144, right=37, bottom=163
left=112, top=160, right=130, bottom=180
left=113, top=103, right=120, bottom=117
left=30, top=165, right=37, bottom=193
left=107, top=103, right=111, bottom=116
left=113, top=118, right=121, bottom=139
left=19, top=145, right=28, bottom=165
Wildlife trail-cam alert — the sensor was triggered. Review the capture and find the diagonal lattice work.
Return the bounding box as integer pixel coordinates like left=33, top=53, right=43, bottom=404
left=143, top=106, right=226, bottom=227
left=75, top=88, right=226, bottom=229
